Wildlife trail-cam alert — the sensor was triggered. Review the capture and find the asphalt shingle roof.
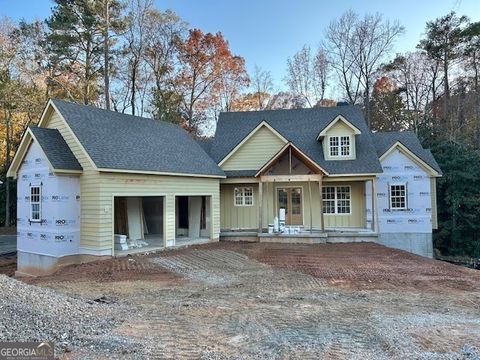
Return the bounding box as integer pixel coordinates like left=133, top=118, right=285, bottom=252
left=371, top=132, right=442, bottom=175
left=51, top=99, right=224, bottom=177
left=30, top=126, right=82, bottom=171
left=210, top=106, right=384, bottom=175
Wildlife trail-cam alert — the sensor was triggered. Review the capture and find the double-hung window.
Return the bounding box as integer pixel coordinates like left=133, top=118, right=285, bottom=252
left=390, top=183, right=407, bottom=210
left=234, top=187, right=253, bottom=206
left=329, top=136, right=351, bottom=157
left=322, top=186, right=351, bottom=214
left=30, top=185, right=42, bottom=222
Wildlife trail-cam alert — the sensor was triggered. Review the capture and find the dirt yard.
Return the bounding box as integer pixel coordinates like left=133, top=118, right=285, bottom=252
left=11, top=242, right=480, bottom=359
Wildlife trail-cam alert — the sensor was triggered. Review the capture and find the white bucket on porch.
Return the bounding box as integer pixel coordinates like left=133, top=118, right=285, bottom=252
left=268, top=224, right=274, bottom=234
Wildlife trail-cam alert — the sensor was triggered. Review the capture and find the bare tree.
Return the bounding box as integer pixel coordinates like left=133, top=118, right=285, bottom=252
left=252, top=65, right=273, bottom=109
left=313, top=47, right=329, bottom=103
left=325, top=10, right=404, bottom=128
left=354, top=13, right=404, bottom=128
left=285, top=45, right=330, bottom=107
left=325, top=10, right=362, bottom=105
left=121, top=0, right=153, bottom=115
left=385, top=51, right=438, bottom=133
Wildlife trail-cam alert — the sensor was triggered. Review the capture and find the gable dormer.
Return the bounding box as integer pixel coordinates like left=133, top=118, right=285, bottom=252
left=317, top=115, right=361, bottom=161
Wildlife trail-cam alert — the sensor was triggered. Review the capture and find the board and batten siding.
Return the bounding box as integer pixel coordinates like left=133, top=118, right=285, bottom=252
left=220, top=184, right=259, bottom=230
left=220, top=181, right=365, bottom=230
left=221, top=125, right=286, bottom=170
left=322, top=181, right=365, bottom=228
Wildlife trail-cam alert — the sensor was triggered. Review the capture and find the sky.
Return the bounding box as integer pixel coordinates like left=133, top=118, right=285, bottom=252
left=1, top=0, right=479, bottom=92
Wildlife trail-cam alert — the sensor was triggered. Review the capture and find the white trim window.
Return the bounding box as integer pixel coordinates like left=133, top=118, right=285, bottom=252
left=234, top=187, right=253, bottom=206
left=30, top=185, right=42, bottom=222
left=322, top=186, right=351, bottom=214
left=329, top=136, right=351, bottom=157
left=390, top=183, right=407, bottom=210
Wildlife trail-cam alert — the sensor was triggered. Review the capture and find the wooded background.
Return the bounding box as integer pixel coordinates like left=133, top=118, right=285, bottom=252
left=1, top=1, right=479, bottom=257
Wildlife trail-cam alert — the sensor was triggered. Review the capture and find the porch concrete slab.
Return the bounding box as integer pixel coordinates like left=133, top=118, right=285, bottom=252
left=259, top=236, right=327, bottom=244
left=326, top=232, right=378, bottom=243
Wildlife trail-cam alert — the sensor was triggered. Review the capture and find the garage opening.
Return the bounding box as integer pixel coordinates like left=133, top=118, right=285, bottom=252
left=175, top=196, right=211, bottom=246
left=114, top=196, right=164, bottom=255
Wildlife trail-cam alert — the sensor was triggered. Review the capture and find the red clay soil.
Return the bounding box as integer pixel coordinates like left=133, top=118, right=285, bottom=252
left=0, top=226, right=16, bottom=235
left=232, top=242, right=480, bottom=291
left=0, top=255, right=17, bottom=277
left=26, top=255, right=180, bottom=285
left=7, top=242, right=480, bottom=292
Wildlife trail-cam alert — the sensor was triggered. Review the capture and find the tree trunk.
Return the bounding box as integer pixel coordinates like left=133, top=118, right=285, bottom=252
left=84, top=39, right=92, bottom=105
left=474, top=53, right=480, bottom=149
left=130, top=58, right=137, bottom=116
left=443, top=49, right=450, bottom=137
left=104, top=0, right=110, bottom=110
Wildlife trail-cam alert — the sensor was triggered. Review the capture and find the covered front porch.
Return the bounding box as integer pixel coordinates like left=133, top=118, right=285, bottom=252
left=220, top=143, right=379, bottom=243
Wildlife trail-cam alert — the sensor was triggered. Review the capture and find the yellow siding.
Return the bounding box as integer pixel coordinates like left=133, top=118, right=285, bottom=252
left=221, top=125, right=286, bottom=170
left=43, top=109, right=220, bottom=252
left=220, top=184, right=259, bottom=229
left=97, top=173, right=220, bottom=249
left=220, top=181, right=366, bottom=230
left=322, top=120, right=357, bottom=160
left=323, top=182, right=365, bottom=228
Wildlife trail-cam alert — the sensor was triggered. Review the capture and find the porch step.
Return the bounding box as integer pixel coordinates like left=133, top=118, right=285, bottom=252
left=258, top=233, right=327, bottom=244
left=220, top=231, right=378, bottom=244
left=220, top=231, right=259, bottom=242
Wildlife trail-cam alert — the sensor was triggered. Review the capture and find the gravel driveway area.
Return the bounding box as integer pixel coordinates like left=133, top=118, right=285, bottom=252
left=2, top=242, right=480, bottom=359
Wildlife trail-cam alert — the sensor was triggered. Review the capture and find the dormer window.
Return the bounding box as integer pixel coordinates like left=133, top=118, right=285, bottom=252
left=318, top=115, right=361, bottom=161
left=329, top=135, right=351, bottom=157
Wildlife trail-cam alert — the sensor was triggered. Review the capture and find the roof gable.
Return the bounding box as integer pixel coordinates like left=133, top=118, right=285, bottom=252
left=50, top=99, right=225, bottom=178
left=255, top=142, right=328, bottom=177
left=380, top=141, right=440, bottom=177
left=219, top=121, right=288, bottom=168
left=211, top=107, right=383, bottom=175
left=317, top=115, right=362, bottom=139
left=372, top=131, right=442, bottom=176
left=7, top=127, right=82, bottom=178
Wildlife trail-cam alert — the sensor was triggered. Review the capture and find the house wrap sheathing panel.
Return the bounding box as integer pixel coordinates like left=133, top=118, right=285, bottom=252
left=366, top=148, right=434, bottom=257
left=17, top=142, right=81, bottom=257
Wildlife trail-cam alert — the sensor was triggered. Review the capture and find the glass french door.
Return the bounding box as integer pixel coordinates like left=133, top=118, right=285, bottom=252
left=277, top=188, right=303, bottom=225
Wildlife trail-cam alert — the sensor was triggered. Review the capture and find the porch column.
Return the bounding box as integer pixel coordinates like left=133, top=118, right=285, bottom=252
left=371, top=178, right=379, bottom=233
left=319, top=176, right=325, bottom=231
left=258, top=180, right=263, bottom=233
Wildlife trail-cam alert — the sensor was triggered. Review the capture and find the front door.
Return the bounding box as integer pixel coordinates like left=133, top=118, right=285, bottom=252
left=277, top=188, right=303, bottom=225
